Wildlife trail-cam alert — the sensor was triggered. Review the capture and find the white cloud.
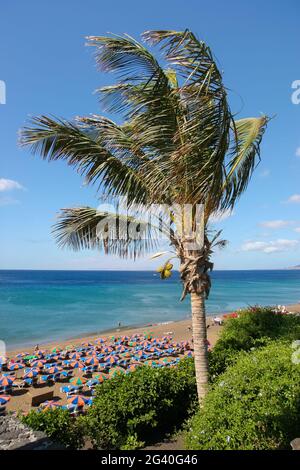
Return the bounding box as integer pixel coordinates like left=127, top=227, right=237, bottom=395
left=241, top=239, right=299, bottom=254
left=287, top=194, right=300, bottom=203
left=0, top=178, right=24, bottom=192
left=259, top=220, right=292, bottom=229
left=210, top=209, right=234, bottom=223
left=294, top=228, right=300, bottom=233
left=295, top=147, right=300, bottom=157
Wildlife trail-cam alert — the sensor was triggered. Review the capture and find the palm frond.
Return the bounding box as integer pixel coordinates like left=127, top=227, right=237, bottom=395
left=53, top=207, right=160, bottom=259
left=20, top=115, right=151, bottom=205
left=88, top=34, right=182, bottom=160
left=142, top=30, right=232, bottom=204
left=222, top=116, right=268, bottom=208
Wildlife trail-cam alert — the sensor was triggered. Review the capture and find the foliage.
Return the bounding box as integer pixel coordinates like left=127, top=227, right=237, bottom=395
left=208, top=307, right=300, bottom=378
left=21, top=408, right=85, bottom=449
left=185, top=341, right=300, bottom=450
left=81, top=358, right=196, bottom=449
left=20, top=30, right=268, bottom=259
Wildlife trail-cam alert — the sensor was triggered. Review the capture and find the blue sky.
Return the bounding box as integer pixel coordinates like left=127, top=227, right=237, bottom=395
left=0, top=0, right=299, bottom=270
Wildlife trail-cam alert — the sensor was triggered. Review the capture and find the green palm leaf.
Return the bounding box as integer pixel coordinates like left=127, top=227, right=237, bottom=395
left=53, top=207, right=159, bottom=259
left=222, top=116, right=268, bottom=208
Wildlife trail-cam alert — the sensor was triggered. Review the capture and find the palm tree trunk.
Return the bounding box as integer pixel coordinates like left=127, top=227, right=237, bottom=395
left=190, top=290, right=209, bottom=404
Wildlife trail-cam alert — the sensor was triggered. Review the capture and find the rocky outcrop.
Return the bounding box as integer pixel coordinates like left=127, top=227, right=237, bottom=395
left=0, top=415, right=64, bottom=450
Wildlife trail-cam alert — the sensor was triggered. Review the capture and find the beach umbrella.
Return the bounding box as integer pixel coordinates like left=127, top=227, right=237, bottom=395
left=105, top=355, right=119, bottom=365
left=38, top=375, right=53, bottom=384
left=0, top=395, right=10, bottom=405
left=69, top=352, right=81, bottom=360
left=70, top=361, right=84, bottom=369
left=69, top=377, right=86, bottom=386
left=86, top=378, right=100, bottom=387
left=120, top=351, right=132, bottom=359
left=136, top=350, right=145, bottom=357
left=127, top=364, right=140, bottom=373
left=158, top=357, right=170, bottom=365
left=24, top=368, right=39, bottom=378
left=143, top=332, right=154, bottom=340
left=184, top=351, right=193, bottom=358
left=147, top=347, right=160, bottom=353
left=118, top=358, right=129, bottom=366
left=0, top=356, right=7, bottom=365
left=0, top=376, right=15, bottom=387
left=109, top=367, right=126, bottom=378
left=85, top=349, right=97, bottom=356
left=67, top=395, right=89, bottom=407
left=59, top=370, right=72, bottom=378
left=47, top=366, right=63, bottom=374
left=84, top=357, right=99, bottom=366
left=144, top=360, right=158, bottom=367
left=40, top=400, right=61, bottom=411
left=24, top=355, right=37, bottom=361
left=7, top=363, right=24, bottom=371
left=115, top=345, right=125, bottom=352
left=31, top=360, right=46, bottom=368
left=94, top=338, right=105, bottom=344
left=50, top=355, right=60, bottom=361
left=34, top=350, right=46, bottom=357
left=51, top=347, right=62, bottom=354
left=62, top=360, right=71, bottom=367
left=16, top=352, right=28, bottom=359
left=23, top=378, right=33, bottom=386
left=92, top=373, right=107, bottom=383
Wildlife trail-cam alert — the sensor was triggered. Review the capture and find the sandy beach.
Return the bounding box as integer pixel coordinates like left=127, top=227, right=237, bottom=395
left=3, top=303, right=300, bottom=415
left=2, top=316, right=222, bottom=415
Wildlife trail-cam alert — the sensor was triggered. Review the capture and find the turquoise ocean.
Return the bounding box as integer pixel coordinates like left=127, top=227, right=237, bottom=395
left=0, top=269, right=299, bottom=349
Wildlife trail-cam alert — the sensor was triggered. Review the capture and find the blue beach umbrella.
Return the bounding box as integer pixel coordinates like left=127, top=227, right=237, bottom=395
left=0, top=376, right=15, bottom=387
left=86, top=378, right=100, bottom=387
left=24, top=368, right=39, bottom=378
left=67, top=395, right=89, bottom=407
left=0, top=395, right=10, bottom=405
left=8, top=363, right=24, bottom=371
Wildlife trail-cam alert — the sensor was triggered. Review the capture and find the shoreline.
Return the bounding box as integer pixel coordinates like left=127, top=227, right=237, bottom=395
left=3, top=303, right=300, bottom=414
left=6, top=302, right=300, bottom=358
left=6, top=316, right=193, bottom=357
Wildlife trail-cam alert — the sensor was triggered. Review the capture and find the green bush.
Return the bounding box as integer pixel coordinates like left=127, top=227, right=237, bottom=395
left=21, top=408, right=85, bottom=449
left=185, top=341, right=300, bottom=450
left=82, top=358, right=196, bottom=449
left=209, top=307, right=300, bottom=378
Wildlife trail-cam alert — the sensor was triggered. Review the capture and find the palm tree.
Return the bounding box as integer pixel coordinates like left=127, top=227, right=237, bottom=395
left=20, top=30, right=268, bottom=403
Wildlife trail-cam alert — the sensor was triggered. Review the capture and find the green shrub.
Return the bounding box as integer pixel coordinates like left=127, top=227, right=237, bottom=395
left=82, top=358, right=196, bottom=449
left=21, top=408, right=85, bottom=449
left=209, top=307, right=300, bottom=378
left=185, top=341, right=300, bottom=450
